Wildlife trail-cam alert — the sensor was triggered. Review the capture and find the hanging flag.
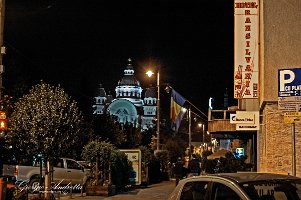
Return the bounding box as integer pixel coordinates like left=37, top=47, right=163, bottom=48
left=170, top=89, right=187, bottom=132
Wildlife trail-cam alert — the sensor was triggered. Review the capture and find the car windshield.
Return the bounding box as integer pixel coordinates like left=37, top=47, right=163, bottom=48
left=240, top=179, right=301, bottom=200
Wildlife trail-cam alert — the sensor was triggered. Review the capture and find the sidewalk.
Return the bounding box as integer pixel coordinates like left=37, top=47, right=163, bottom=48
left=59, top=179, right=176, bottom=200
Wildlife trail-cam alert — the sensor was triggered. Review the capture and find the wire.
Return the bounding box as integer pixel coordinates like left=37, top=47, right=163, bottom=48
left=167, top=85, right=208, bottom=120
left=185, top=99, right=208, bottom=120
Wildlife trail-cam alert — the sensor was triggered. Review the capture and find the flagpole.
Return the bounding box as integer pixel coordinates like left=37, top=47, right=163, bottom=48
left=166, top=85, right=208, bottom=120
left=167, top=86, right=207, bottom=159
left=188, top=107, right=192, bottom=160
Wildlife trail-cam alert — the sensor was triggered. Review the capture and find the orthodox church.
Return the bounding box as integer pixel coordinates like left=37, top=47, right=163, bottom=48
left=92, top=59, right=157, bottom=131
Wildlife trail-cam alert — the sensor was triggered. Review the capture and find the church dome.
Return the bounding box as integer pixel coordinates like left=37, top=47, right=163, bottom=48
left=115, top=58, right=144, bottom=107
left=95, top=83, right=106, bottom=97
left=118, top=58, right=140, bottom=86
left=145, top=87, right=157, bottom=98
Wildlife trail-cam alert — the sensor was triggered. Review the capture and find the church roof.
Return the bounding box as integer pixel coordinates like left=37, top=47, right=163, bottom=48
left=95, top=83, right=106, bottom=97
left=106, top=94, right=113, bottom=104
left=118, top=76, right=140, bottom=86
left=118, top=58, right=141, bottom=86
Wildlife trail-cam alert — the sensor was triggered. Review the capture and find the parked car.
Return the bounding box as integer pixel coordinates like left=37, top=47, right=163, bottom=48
left=168, top=172, right=301, bottom=200
left=3, top=157, right=89, bottom=192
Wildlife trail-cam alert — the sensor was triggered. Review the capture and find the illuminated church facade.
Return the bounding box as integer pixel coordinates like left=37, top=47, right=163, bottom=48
left=93, top=59, right=157, bottom=131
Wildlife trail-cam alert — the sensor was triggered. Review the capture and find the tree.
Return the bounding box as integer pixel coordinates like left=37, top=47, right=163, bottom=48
left=155, top=150, right=169, bottom=180
left=92, top=115, right=126, bottom=146
left=120, top=122, right=142, bottom=148
left=110, top=150, right=132, bottom=191
left=140, top=127, right=155, bottom=147
left=165, top=136, right=186, bottom=163
left=8, top=82, right=85, bottom=198
left=139, top=145, right=154, bottom=185
left=9, top=82, right=85, bottom=159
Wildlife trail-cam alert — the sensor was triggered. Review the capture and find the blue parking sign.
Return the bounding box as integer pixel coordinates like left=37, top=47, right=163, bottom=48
left=278, top=68, right=301, bottom=97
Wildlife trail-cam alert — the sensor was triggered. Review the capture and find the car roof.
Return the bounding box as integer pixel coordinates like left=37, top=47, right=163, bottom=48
left=183, top=172, right=301, bottom=184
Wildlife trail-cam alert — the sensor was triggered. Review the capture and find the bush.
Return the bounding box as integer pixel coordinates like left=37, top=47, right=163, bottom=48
left=111, top=151, right=132, bottom=191
left=202, top=152, right=253, bottom=174
left=82, top=141, right=133, bottom=192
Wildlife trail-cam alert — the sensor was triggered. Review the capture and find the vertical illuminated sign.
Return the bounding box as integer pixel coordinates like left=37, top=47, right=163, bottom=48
left=234, top=1, right=259, bottom=99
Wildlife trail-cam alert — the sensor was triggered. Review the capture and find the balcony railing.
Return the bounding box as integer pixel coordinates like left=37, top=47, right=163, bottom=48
left=208, top=108, right=238, bottom=133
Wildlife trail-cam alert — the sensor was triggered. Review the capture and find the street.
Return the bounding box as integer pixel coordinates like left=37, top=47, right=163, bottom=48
left=59, top=180, right=176, bottom=200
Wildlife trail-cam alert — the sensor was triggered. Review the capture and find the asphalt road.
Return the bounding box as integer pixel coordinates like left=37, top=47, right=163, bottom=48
left=59, top=180, right=176, bottom=200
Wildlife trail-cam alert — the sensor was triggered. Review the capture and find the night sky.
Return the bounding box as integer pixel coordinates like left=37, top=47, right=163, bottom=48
left=3, top=0, right=236, bottom=119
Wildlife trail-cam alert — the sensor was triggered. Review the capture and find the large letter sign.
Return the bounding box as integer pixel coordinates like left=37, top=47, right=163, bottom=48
left=278, top=68, right=301, bottom=97
left=234, top=0, right=259, bottom=99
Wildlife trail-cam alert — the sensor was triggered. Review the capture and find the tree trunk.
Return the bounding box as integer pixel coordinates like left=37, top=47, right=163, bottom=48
left=95, top=159, right=99, bottom=185
left=44, top=159, right=52, bottom=200
left=108, top=160, right=111, bottom=184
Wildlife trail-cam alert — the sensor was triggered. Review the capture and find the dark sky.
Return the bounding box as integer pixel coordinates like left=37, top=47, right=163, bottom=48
left=3, top=0, right=236, bottom=119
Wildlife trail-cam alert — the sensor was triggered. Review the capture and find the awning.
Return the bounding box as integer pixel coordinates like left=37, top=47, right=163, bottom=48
left=207, top=149, right=230, bottom=160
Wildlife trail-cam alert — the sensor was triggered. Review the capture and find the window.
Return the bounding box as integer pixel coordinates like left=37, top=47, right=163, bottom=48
left=54, top=159, right=64, bottom=168
left=66, top=160, right=82, bottom=170
left=211, top=183, right=241, bottom=200
left=240, top=180, right=301, bottom=200
left=181, top=181, right=208, bottom=200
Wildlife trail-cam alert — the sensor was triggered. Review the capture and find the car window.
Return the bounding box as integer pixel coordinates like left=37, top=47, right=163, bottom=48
left=54, top=159, right=64, bottom=168
left=180, top=181, right=209, bottom=200
left=241, top=180, right=301, bottom=200
left=66, top=160, right=82, bottom=170
left=211, top=182, right=241, bottom=200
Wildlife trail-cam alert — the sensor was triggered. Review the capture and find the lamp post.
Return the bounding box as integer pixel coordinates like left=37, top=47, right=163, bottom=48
left=188, top=107, right=192, bottom=159
left=198, top=123, right=205, bottom=143
left=146, top=70, right=160, bottom=150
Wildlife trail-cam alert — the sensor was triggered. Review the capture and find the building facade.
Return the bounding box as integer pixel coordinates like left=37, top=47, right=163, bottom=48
left=256, top=0, right=301, bottom=176
left=93, top=59, right=157, bottom=131
left=209, top=0, right=301, bottom=177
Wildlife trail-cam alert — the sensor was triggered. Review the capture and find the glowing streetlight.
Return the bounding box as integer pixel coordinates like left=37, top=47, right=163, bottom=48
left=146, top=70, right=154, bottom=77
left=146, top=69, right=160, bottom=150
left=198, top=123, right=205, bottom=143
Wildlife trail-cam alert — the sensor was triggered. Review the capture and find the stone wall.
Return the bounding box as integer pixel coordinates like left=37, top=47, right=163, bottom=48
left=258, top=0, right=301, bottom=177
left=259, top=103, right=301, bottom=176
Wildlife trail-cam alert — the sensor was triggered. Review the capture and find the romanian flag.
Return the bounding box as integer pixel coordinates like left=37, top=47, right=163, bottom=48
left=170, top=89, right=186, bottom=132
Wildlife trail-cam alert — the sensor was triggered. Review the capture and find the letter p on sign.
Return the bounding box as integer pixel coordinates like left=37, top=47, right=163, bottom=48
left=279, top=70, right=295, bottom=91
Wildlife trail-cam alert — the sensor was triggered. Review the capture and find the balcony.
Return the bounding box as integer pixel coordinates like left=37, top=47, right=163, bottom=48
left=208, top=108, right=237, bottom=133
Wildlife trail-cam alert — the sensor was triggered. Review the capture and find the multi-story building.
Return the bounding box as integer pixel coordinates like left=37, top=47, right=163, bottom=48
left=209, top=0, right=301, bottom=176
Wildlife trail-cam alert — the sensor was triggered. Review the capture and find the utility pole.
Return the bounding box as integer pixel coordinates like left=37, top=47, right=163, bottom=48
left=188, top=107, right=192, bottom=160
left=0, top=0, right=5, bottom=180
left=0, top=0, right=5, bottom=99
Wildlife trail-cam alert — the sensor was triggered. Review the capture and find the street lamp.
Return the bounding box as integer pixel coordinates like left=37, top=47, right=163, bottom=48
left=146, top=69, right=160, bottom=150
left=198, top=123, right=205, bottom=143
